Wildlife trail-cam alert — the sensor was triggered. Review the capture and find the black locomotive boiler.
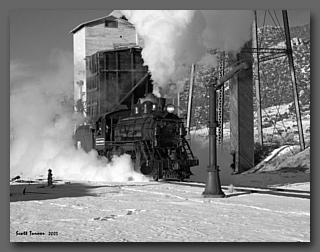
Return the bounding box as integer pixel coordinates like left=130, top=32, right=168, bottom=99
left=75, top=93, right=199, bottom=181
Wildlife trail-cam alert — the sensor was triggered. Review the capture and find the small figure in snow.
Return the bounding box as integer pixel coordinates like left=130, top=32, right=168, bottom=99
left=48, top=169, right=53, bottom=186
left=230, top=151, right=237, bottom=175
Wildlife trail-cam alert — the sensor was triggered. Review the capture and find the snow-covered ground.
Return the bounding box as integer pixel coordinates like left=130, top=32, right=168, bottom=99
left=10, top=109, right=311, bottom=243
left=10, top=179, right=310, bottom=242
left=10, top=130, right=311, bottom=242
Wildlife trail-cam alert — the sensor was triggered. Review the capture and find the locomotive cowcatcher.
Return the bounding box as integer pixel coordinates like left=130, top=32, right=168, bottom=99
left=75, top=93, right=199, bottom=181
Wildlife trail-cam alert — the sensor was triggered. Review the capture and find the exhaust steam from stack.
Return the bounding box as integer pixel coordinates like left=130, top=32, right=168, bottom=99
left=120, top=10, right=254, bottom=182
left=120, top=10, right=254, bottom=97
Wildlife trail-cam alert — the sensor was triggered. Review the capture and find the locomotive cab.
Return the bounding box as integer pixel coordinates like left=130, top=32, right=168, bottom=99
left=132, top=93, right=166, bottom=117
left=74, top=124, right=94, bottom=152
left=93, top=108, right=131, bottom=156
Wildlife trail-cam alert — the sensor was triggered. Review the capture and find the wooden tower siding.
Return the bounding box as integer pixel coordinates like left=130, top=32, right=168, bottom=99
left=72, top=13, right=140, bottom=117
left=86, top=48, right=151, bottom=118
left=85, top=20, right=137, bottom=56
left=229, top=41, right=254, bottom=173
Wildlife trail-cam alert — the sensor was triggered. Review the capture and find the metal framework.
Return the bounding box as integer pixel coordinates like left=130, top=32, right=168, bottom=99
left=215, top=10, right=305, bottom=151
left=217, top=52, right=226, bottom=147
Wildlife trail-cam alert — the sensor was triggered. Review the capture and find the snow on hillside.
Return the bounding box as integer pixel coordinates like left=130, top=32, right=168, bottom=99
left=244, top=145, right=310, bottom=174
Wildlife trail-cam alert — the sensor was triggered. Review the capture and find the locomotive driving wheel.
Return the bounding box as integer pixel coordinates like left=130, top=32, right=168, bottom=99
left=140, top=159, right=153, bottom=176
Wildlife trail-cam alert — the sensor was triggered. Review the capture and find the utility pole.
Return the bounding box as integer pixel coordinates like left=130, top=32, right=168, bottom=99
left=186, top=63, right=196, bottom=144
left=253, top=10, right=263, bottom=146
left=282, top=10, right=305, bottom=151
left=177, top=92, right=181, bottom=117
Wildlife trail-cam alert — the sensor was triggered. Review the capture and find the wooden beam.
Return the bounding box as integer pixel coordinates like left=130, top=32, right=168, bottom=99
left=229, top=42, right=254, bottom=173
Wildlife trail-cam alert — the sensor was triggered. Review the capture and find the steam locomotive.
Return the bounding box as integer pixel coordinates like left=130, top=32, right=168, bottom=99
left=74, top=93, right=199, bottom=181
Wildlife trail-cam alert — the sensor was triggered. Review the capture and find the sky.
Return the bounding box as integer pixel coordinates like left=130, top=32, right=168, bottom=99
left=10, top=10, right=310, bottom=69
left=10, top=10, right=113, bottom=76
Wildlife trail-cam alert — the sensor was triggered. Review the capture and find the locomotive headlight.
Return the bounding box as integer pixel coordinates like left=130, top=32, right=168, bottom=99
left=166, top=104, right=175, bottom=113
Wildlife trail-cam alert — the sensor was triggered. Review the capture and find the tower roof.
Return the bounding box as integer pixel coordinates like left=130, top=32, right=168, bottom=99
left=70, top=10, right=132, bottom=34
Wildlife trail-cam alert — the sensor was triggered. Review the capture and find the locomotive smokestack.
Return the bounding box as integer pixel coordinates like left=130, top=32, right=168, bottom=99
left=158, top=97, right=166, bottom=110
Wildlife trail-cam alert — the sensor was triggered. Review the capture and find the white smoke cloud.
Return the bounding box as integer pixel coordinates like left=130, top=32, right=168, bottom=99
left=120, top=10, right=196, bottom=91
left=120, top=10, right=254, bottom=96
left=10, top=49, right=148, bottom=182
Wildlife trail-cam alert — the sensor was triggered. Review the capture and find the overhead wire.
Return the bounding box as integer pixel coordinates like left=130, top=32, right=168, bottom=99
left=267, top=10, right=286, bottom=45
left=273, top=10, right=287, bottom=42
left=253, top=10, right=302, bottom=154
left=259, top=57, right=297, bottom=155
left=258, top=10, right=268, bottom=49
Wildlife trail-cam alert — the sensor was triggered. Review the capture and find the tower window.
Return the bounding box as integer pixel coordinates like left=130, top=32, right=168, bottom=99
left=105, top=20, right=118, bottom=28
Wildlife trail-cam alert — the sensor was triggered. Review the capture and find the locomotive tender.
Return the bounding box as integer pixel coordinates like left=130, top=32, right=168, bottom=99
left=74, top=46, right=198, bottom=181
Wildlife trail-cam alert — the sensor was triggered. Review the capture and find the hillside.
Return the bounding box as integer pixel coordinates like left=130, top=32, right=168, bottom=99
left=257, top=24, right=310, bottom=109
left=177, top=23, right=310, bottom=147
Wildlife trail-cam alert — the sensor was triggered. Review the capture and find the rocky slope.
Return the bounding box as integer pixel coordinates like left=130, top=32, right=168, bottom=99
left=178, top=23, right=310, bottom=128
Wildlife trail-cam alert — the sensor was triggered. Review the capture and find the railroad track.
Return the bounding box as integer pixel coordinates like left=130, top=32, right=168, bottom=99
left=10, top=178, right=310, bottom=199
left=164, top=181, right=310, bottom=199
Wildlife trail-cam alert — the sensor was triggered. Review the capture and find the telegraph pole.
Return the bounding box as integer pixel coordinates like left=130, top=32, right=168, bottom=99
left=186, top=64, right=196, bottom=144
left=253, top=10, right=263, bottom=146
left=282, top=10, right=305, bottom=151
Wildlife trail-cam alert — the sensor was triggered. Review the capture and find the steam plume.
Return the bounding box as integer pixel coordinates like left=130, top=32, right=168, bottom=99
left=120, top=10, right=254, bottom=96
left=10, top=49, right=148, bottom=182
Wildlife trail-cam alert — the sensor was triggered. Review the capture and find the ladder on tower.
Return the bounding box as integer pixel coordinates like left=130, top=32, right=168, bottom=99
left=217, top=52, right=226, bottom=147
